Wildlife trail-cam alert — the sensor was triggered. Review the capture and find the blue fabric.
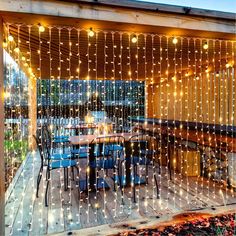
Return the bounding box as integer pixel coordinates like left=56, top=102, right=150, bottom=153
left=90, top=158, right=116, bottom=169
left=50, top=153, right=71, bottom=160
left=105, top=144, right=123, bottom=152
left=127, top=156, right=151, bottom=165
left=49, top=159, right=77, bottom=169
left=71, top=148, right=89, bottom=159
left=53, top=138, right=69, bottom=143
left=54, top=135, right=69, bottom=140
left=71, top=147, right=89, bottom=154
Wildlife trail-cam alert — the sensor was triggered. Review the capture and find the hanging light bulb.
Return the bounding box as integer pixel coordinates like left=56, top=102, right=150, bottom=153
left=203, top=41, right=208, bottom=50
left=88, top=27, right=94, bottom=37
left=38, top=25, right=45, bottom=33
left=14, top=47, right=20, bottom=53
left=172, top=37, right=178, bottom=44
left=21, top=56, right=26, bottom=61
left=131, top=35, right=137, bottom=43
left=8, top=35, right=14, bottom=42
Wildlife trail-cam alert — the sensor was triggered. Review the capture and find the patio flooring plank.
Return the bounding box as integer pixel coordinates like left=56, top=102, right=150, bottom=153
left=5, top=155, right=34, bottom=235
left=5, top=151, right=236, bottom=235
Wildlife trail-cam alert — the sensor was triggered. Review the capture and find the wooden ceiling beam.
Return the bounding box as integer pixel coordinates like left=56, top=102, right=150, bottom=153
left=0, top=0, right=235, bottom=40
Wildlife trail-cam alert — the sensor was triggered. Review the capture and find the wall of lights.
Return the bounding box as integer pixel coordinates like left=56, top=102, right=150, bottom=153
left=3, top=23, right=236, bottom=234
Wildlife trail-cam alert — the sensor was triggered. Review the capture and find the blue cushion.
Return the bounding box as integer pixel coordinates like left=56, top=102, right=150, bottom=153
left=49, top=159, right=77, bottom=169
left=50, top=153, right=71, bottom=160
left=90, top=158, right=116, bottom=169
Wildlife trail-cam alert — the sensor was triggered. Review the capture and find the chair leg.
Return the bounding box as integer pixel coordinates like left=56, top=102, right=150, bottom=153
left=64, top=168, right=67, bottom=191
left=75, top=165, right=79, bottom=178
left=119, top=160, right=124, bottom=204
left=158, top=157, right=161, bottom=175
left=154, top=173, right=160, bottom=199
left=72, top=167, right=75, bottom=181
left=146, top=163, right=149, bottom=184
left=133, top=165, right=136, bottom=203
left=66, top=168, right=69, bottom=190
left=36, top=165, right=43, bottom=198
left=113, top=168, right=116, bottom=191
left=168, top=159, right=171, bottom=180
left=96, top=169, right=99, bottom=190
left=45, top=169, right=50, bottom=207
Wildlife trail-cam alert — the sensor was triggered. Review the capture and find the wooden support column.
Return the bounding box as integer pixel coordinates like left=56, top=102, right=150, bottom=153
left=0, top=16, right=5, bottom=236
left=28, top=76, right=37, bottom=150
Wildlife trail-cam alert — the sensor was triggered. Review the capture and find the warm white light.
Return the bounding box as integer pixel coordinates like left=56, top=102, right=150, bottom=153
left=4, top=91, right=10, bottom=98
left=172, top=37, right=178, bottom=44
left=131, top=35, right=137, bottom=43
left=203, top=42, right=208, bottom=50
left=8, top=35, right=14, bottom=42
left=3, top=40, right=7, bottom=47
left=39, top=25, right=45, bottom=33
left=21, top=56, right=26, bottom=61
left=88, top=28, right=94, bottom=37
left=14, top=47, right=20, bottom=53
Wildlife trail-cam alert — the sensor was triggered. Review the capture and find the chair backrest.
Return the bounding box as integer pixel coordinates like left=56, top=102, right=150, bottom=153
left=91, top=135, right=124, bottom=157
left=37, top=125, right=52, bottom=160
left=107, top=135, right=125, bottom=152
left=91, top=136, right=109, bottom=157
left=33, top=135, right=44, bottom=165
left=129, top=134, right=154, bottom=155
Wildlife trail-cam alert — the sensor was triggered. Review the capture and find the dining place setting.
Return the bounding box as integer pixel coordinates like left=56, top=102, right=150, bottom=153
left=33, top=111, right=160, bottom=207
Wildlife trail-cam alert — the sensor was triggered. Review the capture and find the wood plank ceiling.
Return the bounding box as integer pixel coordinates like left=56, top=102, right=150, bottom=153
left=3, top=23, right=235, bottom=83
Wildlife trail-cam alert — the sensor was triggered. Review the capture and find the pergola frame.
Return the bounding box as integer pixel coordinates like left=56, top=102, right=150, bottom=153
left=0, top=0, right=235, bottom=234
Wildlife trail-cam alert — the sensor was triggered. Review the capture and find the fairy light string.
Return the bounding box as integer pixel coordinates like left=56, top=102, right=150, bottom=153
left=3, top=23, right=236, bottom=232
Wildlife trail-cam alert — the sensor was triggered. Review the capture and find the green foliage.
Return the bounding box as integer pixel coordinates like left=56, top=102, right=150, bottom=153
left=4, top=138, right=28, bottom=161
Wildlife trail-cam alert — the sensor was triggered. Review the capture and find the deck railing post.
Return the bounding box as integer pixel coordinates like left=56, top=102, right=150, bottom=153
left=0, top=16, right=5, bottom=236
left=28, top=75, right=37, bottom=150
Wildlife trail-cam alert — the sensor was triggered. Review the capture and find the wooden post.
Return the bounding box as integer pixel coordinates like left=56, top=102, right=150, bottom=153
left=28, top=76, right=37, bottom=150
left=0, top=16, right=5, bottom=236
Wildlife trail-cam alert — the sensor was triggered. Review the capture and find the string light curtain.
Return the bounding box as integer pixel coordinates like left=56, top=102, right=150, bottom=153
left=3, top=23, right=236, bottom=234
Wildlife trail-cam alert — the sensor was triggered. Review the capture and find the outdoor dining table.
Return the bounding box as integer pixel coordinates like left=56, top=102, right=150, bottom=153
left=69, top=132, right=146, bottom=192
left=64, top=123, right=98, bottom=135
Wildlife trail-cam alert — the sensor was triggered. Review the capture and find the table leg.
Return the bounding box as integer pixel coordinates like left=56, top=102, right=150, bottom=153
left=78, top=143, right=109, bottom=192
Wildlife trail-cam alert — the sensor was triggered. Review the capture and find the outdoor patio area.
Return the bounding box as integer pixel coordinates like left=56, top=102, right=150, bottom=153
left=5, top=150, right=236, bottom=235
left=1, top=1, right=236, bottom=236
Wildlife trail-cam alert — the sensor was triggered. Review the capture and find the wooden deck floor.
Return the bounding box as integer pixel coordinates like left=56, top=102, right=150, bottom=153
left=5, top=151, right=236, bottom=236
